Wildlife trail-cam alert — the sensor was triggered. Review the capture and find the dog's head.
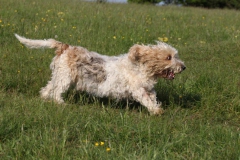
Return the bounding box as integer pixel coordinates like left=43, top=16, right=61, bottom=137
left=128, top=41, right=186, bottom=80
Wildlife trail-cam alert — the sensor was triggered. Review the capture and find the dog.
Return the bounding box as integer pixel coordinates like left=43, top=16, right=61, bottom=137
left=15, top=34, right=186, bottom=115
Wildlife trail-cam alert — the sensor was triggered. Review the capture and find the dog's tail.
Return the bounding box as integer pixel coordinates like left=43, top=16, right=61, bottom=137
left=15, top=34, right=69, bottom=55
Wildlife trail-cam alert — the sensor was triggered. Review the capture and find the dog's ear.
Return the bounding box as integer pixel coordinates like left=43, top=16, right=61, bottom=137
left=128, top=44, right=143, bottom=63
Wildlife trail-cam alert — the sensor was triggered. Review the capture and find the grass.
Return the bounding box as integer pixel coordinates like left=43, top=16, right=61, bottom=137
left=0, top=0, right=240, bottom=159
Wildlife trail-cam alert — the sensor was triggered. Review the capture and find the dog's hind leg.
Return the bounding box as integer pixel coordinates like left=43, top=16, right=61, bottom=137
left=40, top=54, right=72, bottom=103
left=40, top=72, right=71, bottom=103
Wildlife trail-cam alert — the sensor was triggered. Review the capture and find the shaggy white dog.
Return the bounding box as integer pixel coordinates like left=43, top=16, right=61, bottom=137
left=15, top=34, right=186, bottom=115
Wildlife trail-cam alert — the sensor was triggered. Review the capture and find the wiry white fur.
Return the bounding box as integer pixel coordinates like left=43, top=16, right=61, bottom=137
left=14, top=34, right=57, bottom=49
left=15, top=34, right=186, bottom=115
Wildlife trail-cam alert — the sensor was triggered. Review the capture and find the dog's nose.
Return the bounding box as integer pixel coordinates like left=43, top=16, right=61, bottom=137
left=182, top=66, right=186, bottom=71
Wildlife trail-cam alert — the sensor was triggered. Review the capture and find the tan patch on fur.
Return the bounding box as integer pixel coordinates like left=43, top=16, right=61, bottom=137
left=67, top=46, right=106, bottom=83
left=55, top=43, right=69, bottom=56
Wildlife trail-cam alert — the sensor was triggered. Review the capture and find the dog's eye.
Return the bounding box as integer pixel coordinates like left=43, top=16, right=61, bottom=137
left=167, top=56, right=172, bottom=60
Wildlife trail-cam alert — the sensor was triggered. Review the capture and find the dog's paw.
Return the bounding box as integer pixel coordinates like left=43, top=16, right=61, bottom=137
left=149, top=107, right=164, bottom=115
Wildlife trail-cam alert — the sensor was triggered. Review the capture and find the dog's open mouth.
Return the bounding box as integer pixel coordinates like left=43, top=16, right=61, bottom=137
left=160, top=69, right=175, bottom=80
left=167, top=70, right=175, bottom=79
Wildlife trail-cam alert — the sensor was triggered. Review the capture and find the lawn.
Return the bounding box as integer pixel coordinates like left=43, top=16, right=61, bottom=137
left=0, top=0, right=239, bottom=159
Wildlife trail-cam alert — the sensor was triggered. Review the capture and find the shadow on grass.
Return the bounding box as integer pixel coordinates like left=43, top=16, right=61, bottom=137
left=157, top=91, right=201, bottom=109
left=63, top=89, right=142, bottom=112
left=155, top=80, right=201, bottom=109
left=63, top=84, right=201, bottom=112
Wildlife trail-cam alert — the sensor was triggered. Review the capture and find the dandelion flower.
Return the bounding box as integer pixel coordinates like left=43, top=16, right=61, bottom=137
left=95, top=142, right=99, bottom=146
left=158, top=37, right=168, bottom=42
left=158, top=37, right=163, bottom=41
left=34, top=25, right=38, bottom=32
left=163, top=37, right=168, bottom=42
left=106, top=147, right=111, bottom=151
left=58, top=12, right=64, bottom=15
left=113, top=36, right=116, bottom=39
left=100, top=142, right=104, bottom=146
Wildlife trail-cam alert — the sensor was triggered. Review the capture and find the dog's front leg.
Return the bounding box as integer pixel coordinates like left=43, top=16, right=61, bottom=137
left=132, top=88, right=164, bottom=115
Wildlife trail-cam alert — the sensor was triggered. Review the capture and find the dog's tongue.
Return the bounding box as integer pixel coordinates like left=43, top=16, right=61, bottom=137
left=168, top=72, right=175, bottom=79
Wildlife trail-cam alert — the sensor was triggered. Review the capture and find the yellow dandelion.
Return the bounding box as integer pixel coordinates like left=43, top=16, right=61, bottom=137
left=72, top=26, right=76, bottom=29
left=158, top=37, right=168, bottom=42
left=34, top=25, right=38, bottom=32
left=58, top=12, right=64, bottom=15
left=100, top=142, right=104, bottom=146
left=95, top=142, right=99, bottom=146
left=17, top=70, right=20, bottom=73
left=158, top=37, right=163, bottom=41
left=106, top=147, right=111, bottom=152
left=163, top=37, right=168, bottom=42
left=0, top=20, right=2, bottom=23
left=113, top=36, right=116, bottom=39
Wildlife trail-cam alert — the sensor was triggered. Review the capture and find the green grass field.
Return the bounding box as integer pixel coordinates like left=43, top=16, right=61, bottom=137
left=0, top=0, right=239, bottom=159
